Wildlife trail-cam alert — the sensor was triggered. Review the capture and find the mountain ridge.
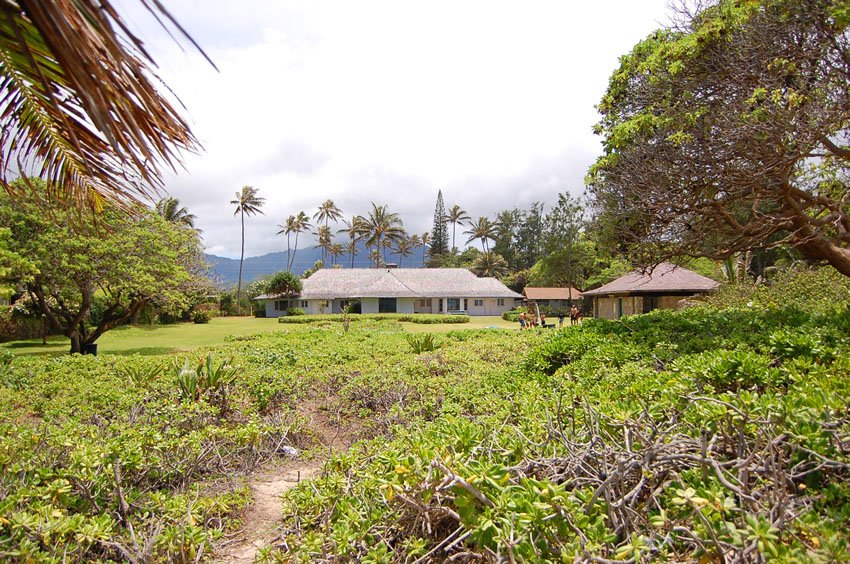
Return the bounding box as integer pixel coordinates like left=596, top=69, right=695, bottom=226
left=205, top=244, right=427, bottom=286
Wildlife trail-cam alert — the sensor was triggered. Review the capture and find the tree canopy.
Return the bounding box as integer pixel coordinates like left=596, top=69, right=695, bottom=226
left=588, top=0, right=850, bottom=276
left=0, top=183, right=207, bottom=352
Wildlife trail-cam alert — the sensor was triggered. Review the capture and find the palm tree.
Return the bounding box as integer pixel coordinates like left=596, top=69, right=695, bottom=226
left=394, top=238, right=414, bottom=267
left=363, top=203, right=406, bottom=266
left=278, top=211, right=311, bottom=272
left=314, top=225, right=332, bottom=266
left=0, top=1, right=214, bottom=210
left=370, top=248, right=383, bottom=268
left=155, top=197, right=197, bottom=229
left=472, top=252, right=509, bottom=277
left=464, top=217, right=497, bottom=253
left=328, top=243, right=345, bottom=266
left=278, top=215, right=296, bottom=271
left=445, top=204, right=470, bottom=251
left=314, top=200, right=343, bottom=265
left=314, top=199, right=344, bottom=226
left=338, top=216, right=366, bottom=268
left=420, top=232, right=431, bottom=267
left=409, top=234, right=422, bottom=268
left=231, top=186, right=265, bottom=315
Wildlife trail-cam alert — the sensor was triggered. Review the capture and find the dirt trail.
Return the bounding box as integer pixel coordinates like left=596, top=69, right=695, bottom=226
left=216, top=462, right=320, bottom=563
left=215, top=400, right=355, bottom=563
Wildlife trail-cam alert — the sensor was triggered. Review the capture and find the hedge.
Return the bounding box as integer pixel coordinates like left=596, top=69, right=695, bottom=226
left=278, top=313, right=469, bottom=324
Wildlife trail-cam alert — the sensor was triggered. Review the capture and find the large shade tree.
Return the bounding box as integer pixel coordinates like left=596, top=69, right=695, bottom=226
left=231, top=186, right=265, bottom=314
left=0, top=1, right=212, bottom=209
left=588, top=0, right=850, bottom=276
left=0, top=183, right=206, bottom=353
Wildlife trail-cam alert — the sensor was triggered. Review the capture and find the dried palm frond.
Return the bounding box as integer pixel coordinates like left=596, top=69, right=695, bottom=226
left=0, top=0, right=214, bottom=211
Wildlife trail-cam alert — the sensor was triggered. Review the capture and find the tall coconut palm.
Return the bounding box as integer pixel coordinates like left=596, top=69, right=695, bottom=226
left=0, top=1, right=214, bottom=210
left=278, top=211, right=311, bottom=272
left=409, top=234, right=421, bottom=268
left=464, top=217, right=497, bottom=253
left=420, top=232, right=431, bottom=267
left=363, top=203, right=406, bottom=266
left=231, top=186, right=265, bottom=315
left=394, top=238, right=414, bottom=267
left=314, top=225, right=332, bottom=266
left=338, top=215, right=366, bottom=268
left=328, top=243, right=345, bottom=266
left=313, top=199, right=343, bottom=264
left=314, top=199, right=344, bottom=227
left=277, top=215, right=296, bottom=272
left=155, top=196, right=197, bottom=229
left=445, top=204, right=470, bottom=251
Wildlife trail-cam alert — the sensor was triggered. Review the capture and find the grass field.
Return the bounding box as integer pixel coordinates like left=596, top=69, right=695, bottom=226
left=1, top=315, right=521, bottom=356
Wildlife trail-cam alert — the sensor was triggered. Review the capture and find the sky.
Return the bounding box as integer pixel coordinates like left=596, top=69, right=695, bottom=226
left=117, top=0, right=675, bottom=259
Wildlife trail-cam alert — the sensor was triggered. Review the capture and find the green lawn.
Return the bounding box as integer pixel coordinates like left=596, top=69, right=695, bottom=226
left=1, top=316, right=283, bottom=357
left=1, top=315, right=521, bottom=357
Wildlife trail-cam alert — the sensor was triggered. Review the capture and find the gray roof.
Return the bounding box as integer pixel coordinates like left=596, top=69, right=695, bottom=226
left=582, top=263, right=721, bottom=296
left=258, top=268, right=522, bottom=300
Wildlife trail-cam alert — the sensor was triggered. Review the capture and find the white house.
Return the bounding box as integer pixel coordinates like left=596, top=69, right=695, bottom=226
left=255, top=268, right=522, bottom=317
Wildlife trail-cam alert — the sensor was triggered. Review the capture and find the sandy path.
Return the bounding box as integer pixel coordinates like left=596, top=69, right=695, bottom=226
left=215, top=399, right=355, bottom=562
left=215, top=462, right=321, bottom=563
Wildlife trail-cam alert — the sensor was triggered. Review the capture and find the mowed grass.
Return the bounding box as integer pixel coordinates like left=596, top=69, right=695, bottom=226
left=2, top=315, right=521, bottom=357
left=1, top=316, right=283, bottom=357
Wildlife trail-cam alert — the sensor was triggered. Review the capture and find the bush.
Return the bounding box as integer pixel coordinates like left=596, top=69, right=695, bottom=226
left=191, top=310, right=211, bottom=324
left=278, top=313, right=469, bottom=324
left=286, top=307, right=305, bottom=316
left=502, top=310, right=521, bottom=322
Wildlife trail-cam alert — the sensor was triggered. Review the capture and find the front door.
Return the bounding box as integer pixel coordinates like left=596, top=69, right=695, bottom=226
left=447, top=298, right=460, bottom=312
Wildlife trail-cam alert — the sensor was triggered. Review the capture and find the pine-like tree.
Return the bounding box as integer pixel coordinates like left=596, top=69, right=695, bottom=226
left=430, top=190, right=449, bottom=259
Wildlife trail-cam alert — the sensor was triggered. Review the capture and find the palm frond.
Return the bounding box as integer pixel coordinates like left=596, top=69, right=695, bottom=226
left=0, top=1, right=212, bottom=210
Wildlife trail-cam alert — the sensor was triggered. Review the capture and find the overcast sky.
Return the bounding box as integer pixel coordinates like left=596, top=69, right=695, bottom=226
left=118, top=0, right=674, bottom=259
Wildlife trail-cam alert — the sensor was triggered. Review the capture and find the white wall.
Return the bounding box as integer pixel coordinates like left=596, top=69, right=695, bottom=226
left=361, top=297, right=379, bottom=314
left=397, top=298, right=415, bottom=314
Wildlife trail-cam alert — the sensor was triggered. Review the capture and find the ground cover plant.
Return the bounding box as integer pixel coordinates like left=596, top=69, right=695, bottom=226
left=274, top=304, right=850, bottom=562
left=0, top=322, right=533, bottom=561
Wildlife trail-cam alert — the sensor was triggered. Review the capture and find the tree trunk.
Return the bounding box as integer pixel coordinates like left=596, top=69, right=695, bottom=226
left=237, top=210, right=245, bottom=316
left=788, top=211, right=850, bottom=278
left=69, top=331, right=81, bottom=354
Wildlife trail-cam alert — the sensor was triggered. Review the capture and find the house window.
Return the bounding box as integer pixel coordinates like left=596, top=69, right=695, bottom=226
left=473, top=299, right=483, bottom=307
left=379, top=298, right=397, bottom=313
left=497, top=298, right=505, bottom=306
left=301, top=300, right=308, bottom=308
left=447, top=298, right=460, bottom=311
left=319, top=300, right=329, bottom=309
left=274, top=300, right=289, bottom=311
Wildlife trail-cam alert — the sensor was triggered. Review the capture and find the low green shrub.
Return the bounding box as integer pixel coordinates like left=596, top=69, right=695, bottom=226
left=286, top=307, right=305, bottom=316
left=191, top=310, right=211, bottom=324
left=278, top=313, right=470, bottom=324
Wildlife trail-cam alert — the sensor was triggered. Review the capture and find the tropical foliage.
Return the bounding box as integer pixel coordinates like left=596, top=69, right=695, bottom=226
left=587, top=0, right=850, bottom=276
left=0, top=0, right=210, bottom=209
left=0, top=183, right=207, bottom=353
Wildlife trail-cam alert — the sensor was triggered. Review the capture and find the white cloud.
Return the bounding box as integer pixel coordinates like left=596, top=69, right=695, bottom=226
left=120, top=0, right=673, bottom=257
